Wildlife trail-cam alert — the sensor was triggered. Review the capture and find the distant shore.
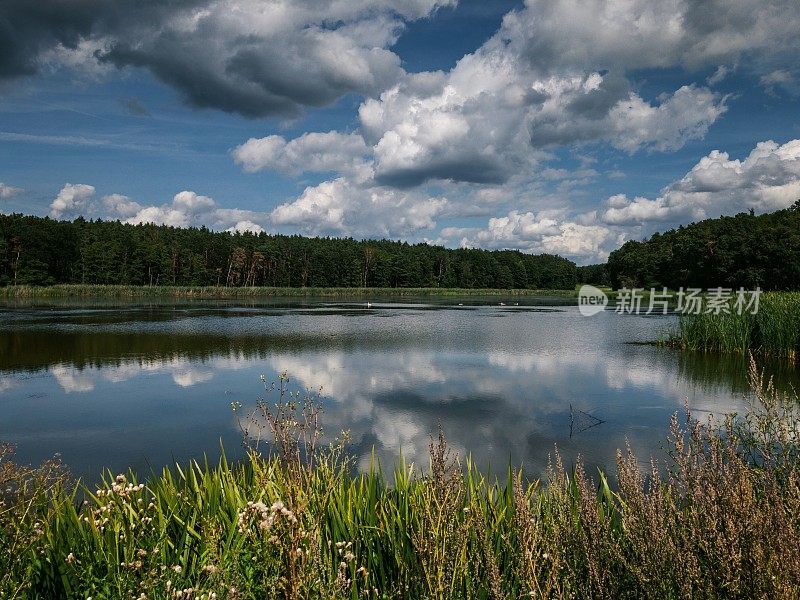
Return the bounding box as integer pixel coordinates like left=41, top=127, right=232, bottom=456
left=0, top=284, right=579, bottom=300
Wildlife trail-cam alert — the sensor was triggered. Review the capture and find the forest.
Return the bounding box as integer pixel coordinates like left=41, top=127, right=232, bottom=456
left=0, top=214, right=578, bottom=290
left=607, top=201, right=800, bottom=291
left=6, top=203, right=798, bottom=292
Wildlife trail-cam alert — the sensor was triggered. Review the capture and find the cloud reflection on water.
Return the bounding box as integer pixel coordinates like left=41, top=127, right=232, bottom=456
left=0, top=301, right=792, bottom=484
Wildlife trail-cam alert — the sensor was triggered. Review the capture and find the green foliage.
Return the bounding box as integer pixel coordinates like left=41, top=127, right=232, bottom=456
left=576, top=263, right=609, bottom=286
left=666, top=292, right=800, bottom=360
left=0, top=284, right=577, bottom=301
left=0, top=214, right=578, bottom=291
left=607, top=204, right=800, bottom=290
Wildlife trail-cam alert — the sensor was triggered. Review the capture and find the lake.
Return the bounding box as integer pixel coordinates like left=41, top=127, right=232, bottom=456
left=1, top=298, right=795, bottom=484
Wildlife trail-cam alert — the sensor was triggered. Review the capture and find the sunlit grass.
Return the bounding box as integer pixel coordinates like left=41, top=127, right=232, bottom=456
left=0, top=284, right=577, bottom=300
left=667, top=292, right=800, bottom=361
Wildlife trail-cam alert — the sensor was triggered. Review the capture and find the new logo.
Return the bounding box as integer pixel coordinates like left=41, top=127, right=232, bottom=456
left=578, top=285, right=608, bottom=316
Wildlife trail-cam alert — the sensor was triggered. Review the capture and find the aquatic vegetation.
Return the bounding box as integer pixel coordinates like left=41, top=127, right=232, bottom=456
left=2, top=359, right=800, bottom=598
left=0, top=284, right=576, bottom=300
left=667, top=291, right=800, bottom=361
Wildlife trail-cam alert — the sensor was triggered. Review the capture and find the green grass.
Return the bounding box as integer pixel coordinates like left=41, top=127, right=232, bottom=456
left=4, top=362, right=800, bottom=599
left=666, top=292, right=800, bottom=361
left=0, top=284, right=577, bottom=300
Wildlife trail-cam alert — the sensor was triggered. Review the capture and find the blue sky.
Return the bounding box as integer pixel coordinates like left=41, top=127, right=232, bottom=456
left=1, top=0, right=799, bottom=263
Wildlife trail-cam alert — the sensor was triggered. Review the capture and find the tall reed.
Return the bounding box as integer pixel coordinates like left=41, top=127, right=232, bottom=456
left=669, top=291, right=800, bottom=361
left=0, top=284, right=575, bottom=300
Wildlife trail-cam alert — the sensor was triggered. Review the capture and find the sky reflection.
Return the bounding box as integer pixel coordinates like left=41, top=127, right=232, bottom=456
left=1, top=301, right=792, bottom=484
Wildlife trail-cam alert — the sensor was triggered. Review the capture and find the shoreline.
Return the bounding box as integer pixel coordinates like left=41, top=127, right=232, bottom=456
left=0, top=284, right=579, bottom=300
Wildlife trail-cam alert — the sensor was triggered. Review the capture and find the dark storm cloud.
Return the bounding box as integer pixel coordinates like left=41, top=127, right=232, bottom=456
left=0, top=1, right=200, bottom=78
left=524, top=71, right=634, bottom=148
left=0, top=0, right=100, bottom=78
left=565, top=71, right=630, bottom=121
left=374, top=156, right=510, bottom=188
left=0, top=0, right=419, bottom=118
left=100, top=39, right=305, bottom=118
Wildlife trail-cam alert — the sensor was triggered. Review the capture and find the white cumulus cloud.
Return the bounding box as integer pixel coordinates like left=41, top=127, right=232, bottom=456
left=236, top=3, right=734, bottom=196
left=601, top=139, right=800, bottom=226
left=232, top=131, right=370, bottom=177
left=227, top=220, right=264, bottom=234
left=101, top=190, right=270, bottom=231
left=435, top=139, right=800, bottom=263
left=271, top=177, right=448, bottom=238
left=442, top=211, right=622, bottom=261
left=504, top=0, right=800, bottom=74
left=49, top=183, right=96, bottom=219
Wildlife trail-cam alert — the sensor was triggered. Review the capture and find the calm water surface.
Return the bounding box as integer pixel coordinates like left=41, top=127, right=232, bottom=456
left=1, top=298, right=796, bottom=483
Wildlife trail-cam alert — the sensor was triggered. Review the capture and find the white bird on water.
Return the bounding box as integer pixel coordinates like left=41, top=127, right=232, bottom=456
left=366, top=301, right=372, bottom=308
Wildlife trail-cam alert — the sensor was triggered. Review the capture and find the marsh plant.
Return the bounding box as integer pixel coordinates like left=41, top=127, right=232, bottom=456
left=2, top=356, right=800, bottom=598
left=234, top=372, right=361, bottom=598
left=669, top=291, right=800, bottom=361
left=0, top=444, right=69, bottom=598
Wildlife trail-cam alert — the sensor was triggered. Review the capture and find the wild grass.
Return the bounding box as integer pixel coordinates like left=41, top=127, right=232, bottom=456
left=3, top=361, right=800, bottom=599
left=0, top=285, right=576, bottom=300
left=667, top=291, right=800, bottom=361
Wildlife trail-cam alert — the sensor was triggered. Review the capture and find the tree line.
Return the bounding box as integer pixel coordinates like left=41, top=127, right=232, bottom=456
left=7, top=203, right=797, bottom=292
left=0, top=214, right=579, bottom=289
left=607, top=201, right=800, bottom=290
